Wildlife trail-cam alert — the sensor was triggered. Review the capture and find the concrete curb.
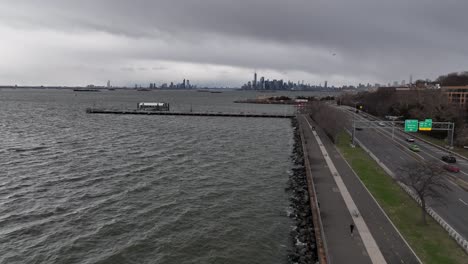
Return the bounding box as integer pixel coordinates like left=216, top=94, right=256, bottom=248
left=345, top=129, right=468, bottom=255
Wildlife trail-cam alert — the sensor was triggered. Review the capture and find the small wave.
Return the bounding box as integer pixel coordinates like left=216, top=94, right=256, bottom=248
left=8, top=146, right=49, bottom=153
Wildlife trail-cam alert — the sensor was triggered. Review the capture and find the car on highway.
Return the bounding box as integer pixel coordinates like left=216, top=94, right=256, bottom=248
left=442, top=155, right=457, bottom=163
left=408, top=144, right=420, bottom=152
left=443, top=164, right=460, bottom=173
left=406, top=137, right=415, bottom=142
left=355, top=127, right=363, bottom=131
left=378, top=122, right=385, bottom=127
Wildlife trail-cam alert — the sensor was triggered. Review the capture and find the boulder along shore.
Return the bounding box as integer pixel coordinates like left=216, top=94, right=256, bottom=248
left=287, top=118, right=318, bottom=264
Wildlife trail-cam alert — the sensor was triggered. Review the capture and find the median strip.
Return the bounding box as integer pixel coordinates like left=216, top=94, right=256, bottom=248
left=336, top=132, right=468, bottom=264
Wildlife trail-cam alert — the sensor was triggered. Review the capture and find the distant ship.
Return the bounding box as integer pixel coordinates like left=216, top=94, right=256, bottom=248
left=137, top=88, right=152, bottom=91
left=197, top=90, right=222, bottom=93
left=73, top=88, right=100, bottom=92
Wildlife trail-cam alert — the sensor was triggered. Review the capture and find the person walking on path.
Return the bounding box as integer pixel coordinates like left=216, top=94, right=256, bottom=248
left=350, top=223, right=355, bottom=236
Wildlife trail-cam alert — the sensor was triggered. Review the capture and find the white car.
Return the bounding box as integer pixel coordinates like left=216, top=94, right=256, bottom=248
left=378, top=122, right=385, bottom=127
left=406, top=137, right=415, bottom=142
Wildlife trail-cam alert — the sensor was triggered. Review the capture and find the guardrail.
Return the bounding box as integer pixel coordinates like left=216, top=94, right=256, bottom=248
left=345, top=129, right=468, bottom=254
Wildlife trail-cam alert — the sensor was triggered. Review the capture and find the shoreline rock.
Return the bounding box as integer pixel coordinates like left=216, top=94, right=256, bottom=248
left=287, top=118, right=318, bottom=264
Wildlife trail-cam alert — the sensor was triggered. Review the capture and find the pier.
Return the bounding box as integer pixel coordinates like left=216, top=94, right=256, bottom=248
left=86, top=108, right=294, bottom=118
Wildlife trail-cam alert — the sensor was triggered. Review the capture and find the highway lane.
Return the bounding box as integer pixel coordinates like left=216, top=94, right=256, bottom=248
left=353, top=110, right=468, bottom=182
left=333, top=106, right=468, bottom=241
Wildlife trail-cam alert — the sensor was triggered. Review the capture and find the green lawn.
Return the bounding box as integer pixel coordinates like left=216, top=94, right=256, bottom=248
left=415, top=133, right=468, bottom=158
left=336, top=132, right=467, bottom=264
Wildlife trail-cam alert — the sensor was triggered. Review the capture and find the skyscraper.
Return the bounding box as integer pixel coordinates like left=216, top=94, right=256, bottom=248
left=253, top=72, right=257, bottom=89
left=107, top=80, right=111, bottom=88
left=324, top=81, right=328, bottom=88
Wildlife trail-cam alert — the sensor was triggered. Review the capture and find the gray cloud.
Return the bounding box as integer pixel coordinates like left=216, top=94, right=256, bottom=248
left=0, top=0, right=467, bottom=86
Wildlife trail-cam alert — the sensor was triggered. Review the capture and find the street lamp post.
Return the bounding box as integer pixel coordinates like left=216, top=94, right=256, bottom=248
left=450, top=123, right=455, bottom=149
left=352, top=105, right=356, bottom=146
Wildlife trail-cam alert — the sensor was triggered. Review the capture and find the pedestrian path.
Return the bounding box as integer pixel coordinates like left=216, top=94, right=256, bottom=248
left=299, top=117, right=373, bottom=263
left=303, top=117, right=387, bottom=264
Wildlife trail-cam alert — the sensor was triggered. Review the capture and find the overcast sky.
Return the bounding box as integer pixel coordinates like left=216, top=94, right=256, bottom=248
left=0, top=0, right=467, bottom=87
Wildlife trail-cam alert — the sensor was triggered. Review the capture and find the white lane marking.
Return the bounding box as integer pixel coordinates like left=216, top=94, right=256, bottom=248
left=447, top=180, right=465, bottom=192
left=304, top=116, right=387, bottom=264
left=459, top=199, right=468, bottom=206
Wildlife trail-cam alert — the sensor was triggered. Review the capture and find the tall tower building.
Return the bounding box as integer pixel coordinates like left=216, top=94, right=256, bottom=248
left=410, top=74, right=413, bottom=85
left=324, top=81, right=328, bottom=88
left=253, top=72, right=257, bottom=89
left=107, top=80, right=111, bottom=88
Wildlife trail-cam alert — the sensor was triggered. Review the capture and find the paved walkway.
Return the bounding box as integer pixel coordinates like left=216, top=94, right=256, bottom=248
left=299, top=115, right=421, bottom=264
left=299, top=117, right=373, bottom=263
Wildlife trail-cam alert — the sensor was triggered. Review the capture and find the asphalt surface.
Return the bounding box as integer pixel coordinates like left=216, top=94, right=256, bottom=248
left=299, top=115, right=420, bottom=264
left=337, top=105, right=468, bottom=241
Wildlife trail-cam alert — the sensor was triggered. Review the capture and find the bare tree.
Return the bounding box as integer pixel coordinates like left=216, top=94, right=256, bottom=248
left=397, top=161, right=451, bottom=224
left=303, top=101, right=347, bottom=142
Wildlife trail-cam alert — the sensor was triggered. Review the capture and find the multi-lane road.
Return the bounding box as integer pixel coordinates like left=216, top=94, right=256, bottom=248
left=335, top=105, right=468, bottom=241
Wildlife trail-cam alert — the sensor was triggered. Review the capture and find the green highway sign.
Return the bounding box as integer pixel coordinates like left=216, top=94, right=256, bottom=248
left=405, top=119, right=419, bottom=132
left=419, top=119, right=433, bottom=131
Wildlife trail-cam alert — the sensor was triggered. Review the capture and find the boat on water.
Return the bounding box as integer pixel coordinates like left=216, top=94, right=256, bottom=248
left=137, top=88, right=152, bottom=91
left=137, top=102, right=170, bottom=111
left=210, top=91, right=222, bottom=93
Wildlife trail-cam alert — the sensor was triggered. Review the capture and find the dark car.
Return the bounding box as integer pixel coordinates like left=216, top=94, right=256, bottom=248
left=355, top=127, right=363, bottom=131
left=442, top=155, right=457, bottom=163
left=406, top=137, right=415, bottom=142
left=443, top=164, right=460, bottom=173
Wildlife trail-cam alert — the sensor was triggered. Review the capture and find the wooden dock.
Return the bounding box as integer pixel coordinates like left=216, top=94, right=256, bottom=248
left=86, top=108, right=294, bottom=119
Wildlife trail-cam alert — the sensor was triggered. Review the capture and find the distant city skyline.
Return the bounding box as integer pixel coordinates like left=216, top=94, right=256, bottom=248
left=0, top=1, right=467, bottom=87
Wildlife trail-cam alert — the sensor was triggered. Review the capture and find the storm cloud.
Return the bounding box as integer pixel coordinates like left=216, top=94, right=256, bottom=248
left=0, top=0, right=467, bottom=87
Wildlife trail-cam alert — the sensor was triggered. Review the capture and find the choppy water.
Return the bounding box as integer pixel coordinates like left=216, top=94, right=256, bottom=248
left=0, top=89, right=307, bottom=264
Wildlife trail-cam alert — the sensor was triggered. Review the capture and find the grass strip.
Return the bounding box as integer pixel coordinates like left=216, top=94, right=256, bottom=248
left=336, top=132, right=467, bottom=264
